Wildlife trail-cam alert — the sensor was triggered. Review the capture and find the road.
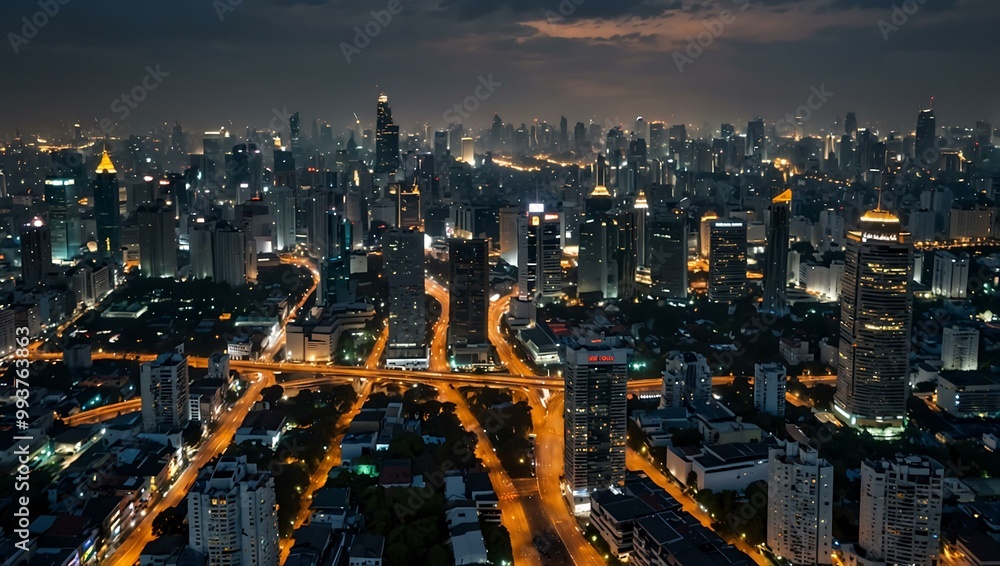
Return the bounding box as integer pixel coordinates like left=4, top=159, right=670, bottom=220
left=425, top=278, right=450, bottom=373
left=625, top=450, right=769, bottom=565
left=61, top=398, right=141, bottom=426
left=365, top=325, right=388, bottom=370
left=105, top=371, right=272, bottom=566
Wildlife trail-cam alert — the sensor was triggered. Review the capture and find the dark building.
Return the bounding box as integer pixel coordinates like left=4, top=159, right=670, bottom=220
left=322, top=211, right=352, bottom=306
left=20, top=218, right=51, bottom=288
left=763, top=189, right=791, bottom=316
left=94, top=150, right=122, bottom=263
left=375, top=95, right=400, bottom=175
left=448, top=238, right=490, bottom=347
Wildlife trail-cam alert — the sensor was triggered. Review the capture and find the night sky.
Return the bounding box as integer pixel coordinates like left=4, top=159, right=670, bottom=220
left=3, top=0, right=998, bottom=137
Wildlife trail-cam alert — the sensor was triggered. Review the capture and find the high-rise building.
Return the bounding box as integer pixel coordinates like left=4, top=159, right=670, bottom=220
left=187, top=456, right=279, bottom=566
left=202, top=131, right=226, bottom=181
left=266, top=185, right=296, bottom=251
left=915, top=107, right=936, bottom=164
left=94, top=150, right=122, bottom=263
left=753, top=362, right=786, bottom=417
left=767, top=443, right=833, bottom=565
left=659, top=351, right=712, bottom=408
left=375, top=95, right=400, bottom=175
left=646, top=207, right=688, bottom=300
left=137, top=204, right=177, bottom=279
left=461, top=137, right=475, bottom=166
left=321, top=211, right=352, bottom=306
left=498, top=206, right=519, bottom=266
left=563, top=340, right=630, bottom=515
left=449, top=239, right=490, bottom=347
left=213, top=221, right=258, bottom=287
left=853, top=455, right=943, bottom=566
left=747, top=117, right=766, bottom=161
left=384, top=228, right=427, bottom=368
left=931, top=251, right=969, bottom=299
left=578, top=214, right=619, bottom=301
left=708, top=219, right=747, bottom=303
left=140, top=351, right=190, bottom=432
left=834, top=209, right=913, bottom=436
left=20, top=218, right=51, bottom=288
left=518, top=205, right=562, bottom=305
left=763, top=189, right=792, bottom=315
left=395, top=182, right=421, bottom=229
left=43, top=174, right=80, bottom=262
left=941, top=326, right=979, bottom=371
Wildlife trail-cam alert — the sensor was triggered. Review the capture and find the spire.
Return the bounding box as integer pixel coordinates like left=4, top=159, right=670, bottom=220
left=96, top=148, right=116, bottom=174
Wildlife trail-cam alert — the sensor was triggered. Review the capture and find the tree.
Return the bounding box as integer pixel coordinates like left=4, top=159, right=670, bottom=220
left=261, top=385, right=284, bottom=405
left=152, top=506, right=187, bottom=538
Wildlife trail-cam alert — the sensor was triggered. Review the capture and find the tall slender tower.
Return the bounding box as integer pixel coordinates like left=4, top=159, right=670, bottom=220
left=763, top=189, right=792, bottom=315
left=834, top=208, right=913, bottom=436
left=375, top=95, right=400, bottom=175
left=20, top=218, right=51, bottom=288
left=915, top=105, right=936, bottom=165
left=94, top=150, right=121, bottom=263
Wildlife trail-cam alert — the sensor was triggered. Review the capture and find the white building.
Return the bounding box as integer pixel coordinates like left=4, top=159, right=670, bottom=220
left=660, top=351, right=712, bottom=408
left=931, top=251, right=969, bottom=299
left=941, top=326, right=979, bottom=371
left=753, top=362, right=786, bottom=417
left=446, top=506, right=490, bottom=565
left=767, top=443, right=833, bottom=565
left=854, top=455, right=943, bottom=566
left=140, top=351, right=190, bottom=433
left=187, top=456, right=279, bottom=566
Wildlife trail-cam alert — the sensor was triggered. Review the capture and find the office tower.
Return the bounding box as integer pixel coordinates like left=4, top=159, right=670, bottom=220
left=563, top=340, right=630, bottom=514
left=634, top=191, right=648, bottom=268
left=289, top=111, right=302, bottom=162
left=94, top=150, right=122, bottom=262
left=747, top=117, right=765, bottom=160
left=767, top=443, right=834, bottom=565
left=461, top=137, right=475, bottom=166
left=321, top=211, right=352, bottom=305
left=708, top=219, right=747, bottom=303
left=226, top=143, right=263, bottom=203
left=643, top=207, right=687, bottom=300
left=375, top=95, right=400, bottom=175
left=660, top=351, right=711, bottom=408
left=834, top=208, right=913, bottom=436
left=518, top=205, right=562, bottom=305
left=433, top=129, right=449, bottom=162
left=202, top=131, right=225, bottom=180
left=273, top=149, right=296, bottom=190
left=667, top=124, right=686, bottom=158
left=560, top=116, right=569, bottom=150
left=915, top=107, right=936, bottom=163
left=188, top=456, right=279, bottom=566
left=941, top=326, right=979, bottom=371
left=137, top=204, right=177, bottom=279
left=699, top=211, right=717, bottom=259
left=578, top=214, right=618, bottom=302
left=498, top=206, right=519, bottom=266
left=763, top=189, right=792, bottom=315
left=213, top=221, right=258, bottom=287
left=395, top=182, right=421, bottom=229
left=855, top=456, right=943, bottom=566
left=140, top=351, right=190, bottom=432
left=266, top=185, right=296, bottom=251
left=20, top=218, right=51, bottom=288
left=574, top=122, right=587, bottom=150
left=931, top=251, right=969, bottom=299
left=449, top=238, right=490, bottom=347
left=384, top=228, right=427, bottom=368
left=753, top=362, right=786, bottom=417
left=44, top=173, right=80, bottom=262
left=845, top=112, right=858, bottom=139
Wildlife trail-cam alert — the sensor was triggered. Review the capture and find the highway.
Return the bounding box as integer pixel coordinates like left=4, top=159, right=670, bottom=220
left=425, top=278, right=451, bottom=373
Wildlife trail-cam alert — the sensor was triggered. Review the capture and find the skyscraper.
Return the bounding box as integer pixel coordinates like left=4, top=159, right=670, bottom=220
left=94, top=150, right=121, bottom=263
left=747, top=117, right=765, bottom=161
left=137, top=204, right=177, bottom=279
left=498, top=206, right=519, bottom=266
left=43, top=173, right=80, bottom=262
left=767, top=443, right=833, bottom=565
left=578, top=214, right=618, bottom=302
left=763, top=189, right=792, bottom=315
left=448, top=238, right=490, bottom=347
left=140, top=351, right=190, bottom=432
left=563, top=340, right=630, bottom=514
left=660, top=351, right=712, bottom=408
left=384, top=228, right=427, bottom=369
left=395, top=182, right=422, bottom=229
left=646, top=207, right=688, bottom=300
left=753, top=362, right=786, bottom=417
left=321, top=211, right=352, bottom=306
left=375, top=95, right=400, bottom=175
left=518, top=205, right=562, bottom=305
left=20, top=218, right=51, bottom=288
left=708, top=219, right=747, bottom=303
left=931, top=251, right=969, bottom=299
left=266, top=185, right=296, bottom=251
left=915, top=107, right=936, bottom=165
left=941, top=326, right=979, bottom=371
left=187, top=456, right=279, bottom=566
left=834, top=208, right=913, bottom=436
left=853, top=455, right=943, bottom=566
left=213, top=221, right=258, bottom=287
